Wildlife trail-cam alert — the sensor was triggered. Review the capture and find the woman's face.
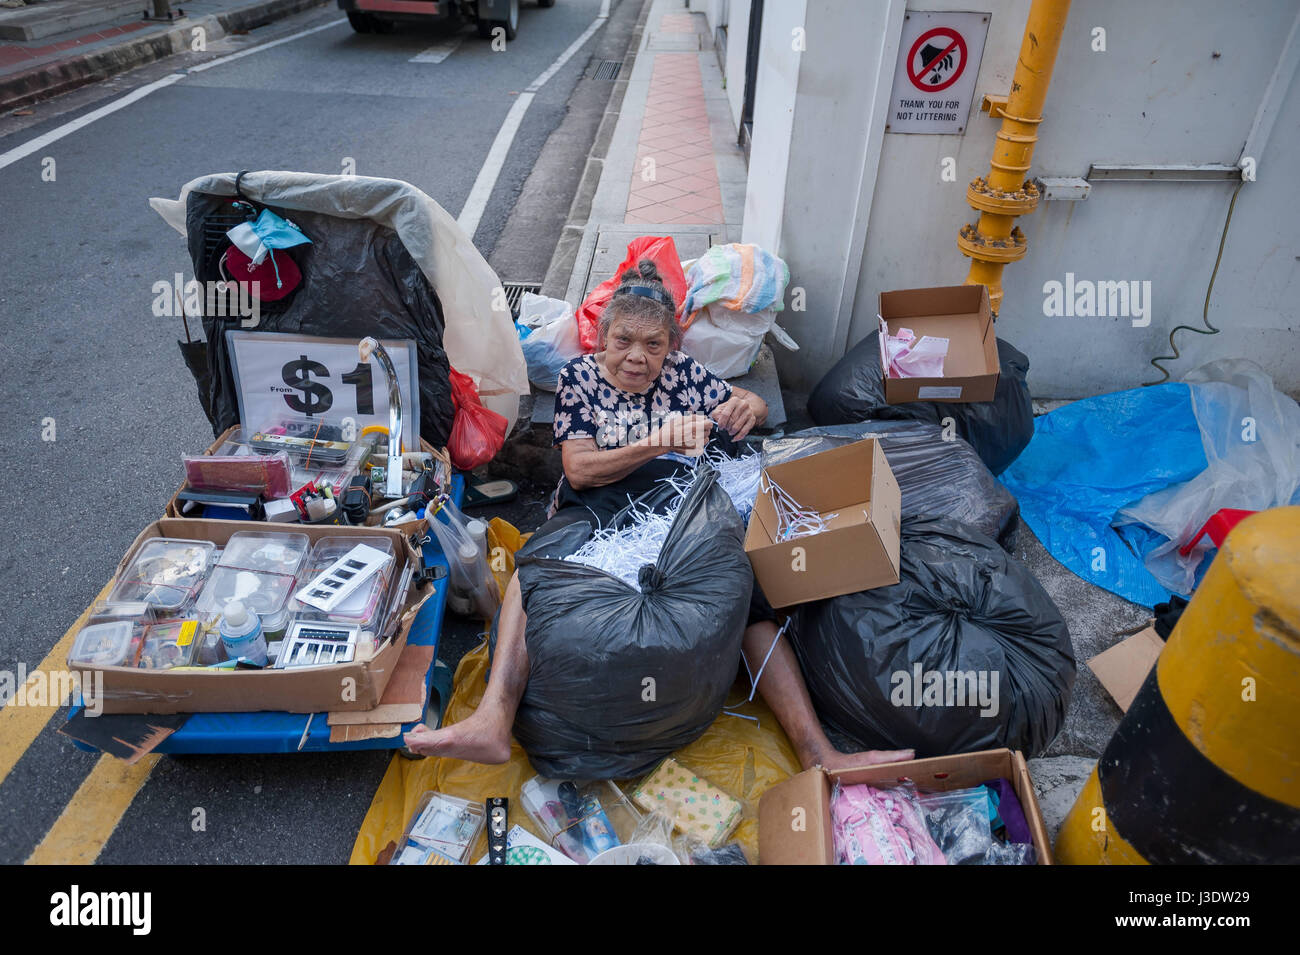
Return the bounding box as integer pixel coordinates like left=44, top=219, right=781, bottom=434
left=601, top=315, right=670, bottom=392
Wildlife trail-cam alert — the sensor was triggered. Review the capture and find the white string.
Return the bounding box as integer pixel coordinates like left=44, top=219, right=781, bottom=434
left=740, top=618, right=790, bottom=703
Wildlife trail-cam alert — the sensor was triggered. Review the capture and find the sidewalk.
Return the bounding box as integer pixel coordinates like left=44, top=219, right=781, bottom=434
left=536, top=0, right=784, bottom=428
left=0, top=0, right=326, bottom=111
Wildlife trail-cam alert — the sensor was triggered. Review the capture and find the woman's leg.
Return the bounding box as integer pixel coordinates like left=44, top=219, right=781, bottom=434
left=402, top=572, right=528, bottom=763
left=743, top=620, right=915, bottom=772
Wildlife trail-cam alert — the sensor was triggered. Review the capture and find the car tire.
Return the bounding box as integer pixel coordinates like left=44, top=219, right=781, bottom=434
left=347, top=11, right=374, bottom=32
left=478, top=0, right=518, bottom=40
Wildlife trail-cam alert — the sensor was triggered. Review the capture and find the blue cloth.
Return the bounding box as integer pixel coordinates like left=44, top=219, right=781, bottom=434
left=998, top=383, right=1206, bottom=607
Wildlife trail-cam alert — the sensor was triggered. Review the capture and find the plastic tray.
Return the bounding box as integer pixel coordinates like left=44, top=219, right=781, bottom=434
left=196, top=531, right=309, bottom=614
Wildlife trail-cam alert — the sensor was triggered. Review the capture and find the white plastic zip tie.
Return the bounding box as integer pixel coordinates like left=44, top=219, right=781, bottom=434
left=759, top=473, right=837, bottom=541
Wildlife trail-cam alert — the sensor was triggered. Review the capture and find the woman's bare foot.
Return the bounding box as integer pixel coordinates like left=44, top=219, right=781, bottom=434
left=402, top=711, right=513, bottom=763
left=806, top=747, right=916, bottom=773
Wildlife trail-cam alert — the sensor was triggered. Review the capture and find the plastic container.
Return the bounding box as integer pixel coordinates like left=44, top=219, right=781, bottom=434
left=588, top=843, right=680, bottom=865
left=259, top=607, right=293, bottom=644
left=196, top=531, right=309, bottom=614
left=390, top=792, right=486, bottom=865
left=110, top=538, right=215, bottom=611
left=247, top=417, right=354, bottom=466
left=218, top=600, right=268, bottom=666
left=70, top=621, right=142, bottom=668
left=292, top=536, right=394, bottom=628
left=137, top=620, right=201, bottom=670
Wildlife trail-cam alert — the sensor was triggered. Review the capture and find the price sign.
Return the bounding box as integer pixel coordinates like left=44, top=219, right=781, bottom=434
left=226, top=331, right=421, bottom=449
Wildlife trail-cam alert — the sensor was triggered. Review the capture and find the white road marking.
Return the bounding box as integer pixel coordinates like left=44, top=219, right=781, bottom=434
left=0, top=17, right=347, bottom=172
left=410, top=34, right=463, bottom=63
left=455, top=0, right=612, bottom=239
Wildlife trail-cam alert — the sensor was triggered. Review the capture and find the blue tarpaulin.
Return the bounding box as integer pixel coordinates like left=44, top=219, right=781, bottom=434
left=998, top=383, right=1206, bottom=607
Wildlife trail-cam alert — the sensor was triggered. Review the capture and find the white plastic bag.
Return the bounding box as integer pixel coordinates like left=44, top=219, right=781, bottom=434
left=518, top=292, right=581, bottom=391
left=1117, top=359, right=1300, bottom=594
left=680, top=303, right=798, bottom=379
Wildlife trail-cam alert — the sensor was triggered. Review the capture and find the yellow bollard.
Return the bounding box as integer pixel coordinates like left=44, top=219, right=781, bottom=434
left=1055, top=506, right=1300, bottom=864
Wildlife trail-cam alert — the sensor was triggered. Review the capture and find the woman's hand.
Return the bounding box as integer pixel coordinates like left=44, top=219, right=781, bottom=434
left=650, top=413, right=714, bottom=455
left=710, top=395, right=760, bottom=440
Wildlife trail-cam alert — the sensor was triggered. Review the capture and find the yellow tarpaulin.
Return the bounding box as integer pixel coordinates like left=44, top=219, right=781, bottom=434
left=349, top=642, right=802, bottom=865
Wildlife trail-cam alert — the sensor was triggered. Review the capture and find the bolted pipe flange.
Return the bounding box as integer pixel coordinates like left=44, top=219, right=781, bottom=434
left=966, top=176, right=1040, bottom=215
left=957, top=224, right=1028, bottom=263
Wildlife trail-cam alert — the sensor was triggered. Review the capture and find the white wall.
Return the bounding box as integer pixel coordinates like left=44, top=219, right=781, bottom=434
left=724, top=0, right=751, bottom=128
left=742, top=0, right=906, bottom=386
left=845, top=0, right=1300, bottom=397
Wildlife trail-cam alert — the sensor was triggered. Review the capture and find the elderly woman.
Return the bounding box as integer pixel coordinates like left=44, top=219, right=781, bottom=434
left=405, top=261, right=912, bottom=773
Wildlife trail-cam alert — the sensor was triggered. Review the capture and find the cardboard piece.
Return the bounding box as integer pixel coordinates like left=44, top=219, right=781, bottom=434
left=327, top=643, right=433, bottom=727
left=878, top=285, right=998, bottom=404
left=1087, top=624, right=1164, bottom=713
left=743, top=439, right=901, bottom=608
left=67, top=519, right=428, bottom=715
left=758, top=748, right=1052, bottom=865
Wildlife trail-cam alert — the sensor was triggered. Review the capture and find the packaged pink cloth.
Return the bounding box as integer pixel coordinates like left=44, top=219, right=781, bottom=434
left=830, top=782, right=947, bottom=865
left=879, top=320, right=949, bottom=378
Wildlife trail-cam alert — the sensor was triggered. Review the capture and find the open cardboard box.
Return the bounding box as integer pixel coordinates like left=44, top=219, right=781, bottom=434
left=1087, top=623, right=1164, bottom=713
left=165, top=424, right=446, bottom=536
left=744, top=438, right=901, bottom=608
left=879, top=284, right=998, bottom=404
left=759, top=747, right=1052, bottom=865
left=67, top=519, right=430, bottom=715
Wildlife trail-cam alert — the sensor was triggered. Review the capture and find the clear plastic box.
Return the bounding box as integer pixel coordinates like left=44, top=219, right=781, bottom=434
left=70, top=620, right=142, bottom=668
left=109, top=539, right=215, bottom=611
left=196, top=531, right=309, bottom=615
left=291, top=535, right=395, bottom=628
left=519, top=777, right=644, bottom=864
left=136, top=619, right=202, bottom=670
left=390, top=792, right=485, bottom=865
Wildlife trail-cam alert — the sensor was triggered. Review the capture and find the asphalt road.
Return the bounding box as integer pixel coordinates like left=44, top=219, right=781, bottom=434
left=0, top=0, right=632, bottom=865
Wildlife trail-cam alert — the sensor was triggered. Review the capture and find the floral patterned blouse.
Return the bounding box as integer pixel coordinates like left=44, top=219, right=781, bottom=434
left=553, top=351, right=733, bottom=449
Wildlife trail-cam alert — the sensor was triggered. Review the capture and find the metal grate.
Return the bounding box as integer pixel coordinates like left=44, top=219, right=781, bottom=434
left=589, top=59, right=623, bottom=81
left=501, top=281, right=543, bottom=318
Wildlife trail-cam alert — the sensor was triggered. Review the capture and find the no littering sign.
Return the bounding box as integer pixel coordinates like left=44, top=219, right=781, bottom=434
left=887, top=12, right=989, bottom=135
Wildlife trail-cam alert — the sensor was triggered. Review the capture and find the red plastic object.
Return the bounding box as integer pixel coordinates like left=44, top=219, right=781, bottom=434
left=448, top=368, right=508, bottom=471
left=1178, top=508, right=1257, bottom=557
left=574, top=236, right=688, bottom=352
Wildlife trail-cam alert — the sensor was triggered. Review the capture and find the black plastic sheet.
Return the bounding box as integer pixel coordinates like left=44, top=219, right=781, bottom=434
left=184, top=192, right=454, bottom=446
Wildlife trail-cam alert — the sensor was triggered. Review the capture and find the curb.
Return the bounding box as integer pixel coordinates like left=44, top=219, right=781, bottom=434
left=0, top=0, right=328, bottom=113
left=538, top=0, right=652, bottom=301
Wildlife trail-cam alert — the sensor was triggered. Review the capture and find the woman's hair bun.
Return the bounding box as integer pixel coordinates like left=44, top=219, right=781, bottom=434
left=619, top=258, right=663, bottom=286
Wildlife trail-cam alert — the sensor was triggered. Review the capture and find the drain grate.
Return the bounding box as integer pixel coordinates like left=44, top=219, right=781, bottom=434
left=589, top=58, right=623, bottom=81
left=501, top=281, right=543, bottom=318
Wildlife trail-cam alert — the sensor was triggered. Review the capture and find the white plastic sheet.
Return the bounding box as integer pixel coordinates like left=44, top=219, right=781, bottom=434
left=1117, top=359, right=1300, bottom=594
left=151, top=171, right=528, bottom=430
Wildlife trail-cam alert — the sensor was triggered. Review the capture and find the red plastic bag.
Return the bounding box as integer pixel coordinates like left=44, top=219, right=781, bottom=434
left=574, top=236, right=688, bottom=352
left=448, top=368, right=508, bottom=471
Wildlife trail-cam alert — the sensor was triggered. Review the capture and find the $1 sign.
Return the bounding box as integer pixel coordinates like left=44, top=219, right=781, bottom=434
left=280, top=355, right=375, bottom=418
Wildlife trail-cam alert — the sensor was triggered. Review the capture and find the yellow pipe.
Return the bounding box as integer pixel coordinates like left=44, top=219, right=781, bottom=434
left=958, top=0, right=1071, bottom=314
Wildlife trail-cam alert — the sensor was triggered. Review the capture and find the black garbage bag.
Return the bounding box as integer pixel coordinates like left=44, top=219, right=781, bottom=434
left=790, top=515, right=1074, bottom=758
left=807, top=333, right=1033, bottom=475
left=761, top=421, right=1019, bottom=549
left=511, top=468, right=752, bottom=778
left=184, top=192, right=455, bottom=446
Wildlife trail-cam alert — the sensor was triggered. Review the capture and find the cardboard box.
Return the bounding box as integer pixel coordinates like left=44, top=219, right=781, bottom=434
left=878, top=284, right=999, bottom=404
left=758, top=748, right=1052, bottom=865
left=68, top=518, right=429, bottom=715
left=1087, top=624, right=1164, bottom=713
left=744, top=439, right=901, bottom=608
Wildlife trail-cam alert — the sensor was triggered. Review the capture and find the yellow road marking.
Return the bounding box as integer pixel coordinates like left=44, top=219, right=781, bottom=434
left=0, top=581, right=113, bottom=787
left=26, top=754, right=160, bottom=865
